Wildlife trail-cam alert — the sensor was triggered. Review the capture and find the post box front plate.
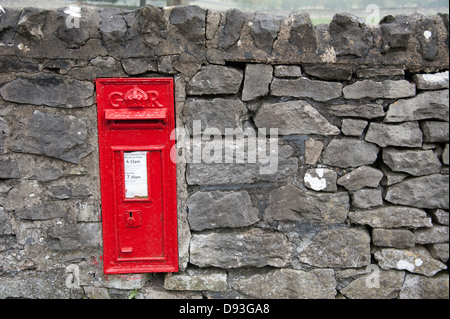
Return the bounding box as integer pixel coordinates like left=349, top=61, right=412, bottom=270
left=96, top=78, right=178, bottom=274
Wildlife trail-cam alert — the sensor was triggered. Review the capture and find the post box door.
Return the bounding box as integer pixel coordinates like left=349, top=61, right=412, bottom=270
left=96, top=78, right=178, bottom=274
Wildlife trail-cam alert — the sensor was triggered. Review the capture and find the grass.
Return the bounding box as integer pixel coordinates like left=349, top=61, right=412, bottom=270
left=311, top=17, right=333, bottom=25
left=311, top=17, right=384, bottom=26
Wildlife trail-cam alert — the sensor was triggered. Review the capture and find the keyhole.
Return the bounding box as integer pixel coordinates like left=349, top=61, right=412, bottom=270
left=127, top=211, right=136, bottom=225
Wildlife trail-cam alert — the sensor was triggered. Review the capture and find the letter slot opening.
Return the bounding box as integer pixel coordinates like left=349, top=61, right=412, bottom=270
left=105, top=109, right=167, bottom=129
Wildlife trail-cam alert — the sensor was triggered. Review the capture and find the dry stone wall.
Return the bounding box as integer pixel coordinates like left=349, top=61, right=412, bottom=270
left=0, top=4, right=449, bottom=299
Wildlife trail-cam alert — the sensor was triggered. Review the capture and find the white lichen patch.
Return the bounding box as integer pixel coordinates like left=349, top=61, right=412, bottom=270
left=397, top=260, right=415, bottom=272
left=415, top=258, right=423, bottom=267
left=304, top=170, right=327, bottom=191
left=17, top=43, right=30, bottom=52
left=422, top=71, right=449, bottom=85
left=321, top=46, right=337, bottom=63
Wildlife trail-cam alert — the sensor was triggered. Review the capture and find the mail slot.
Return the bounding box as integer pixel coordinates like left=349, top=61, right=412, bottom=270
left=96, top=78, right=178, bottom=274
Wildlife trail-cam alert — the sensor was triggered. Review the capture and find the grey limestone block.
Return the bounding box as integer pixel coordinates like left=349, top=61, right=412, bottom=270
left=189, top=228, right=294, bottom=269
left=399, top=273, right=449, bottom=299
left=420, top=121, right=449, bottom=143
left=382, top=148, right=442, bottom=176
left=10, top=111, right=91, bottom=164
left=254, top=100, right=340, bottom=136
left=372, top=228, right=416, bottom=249
left=413, top=225, right=449, bottom=244
left=337, top=166, right=384, bottom=191
left=351, top=188, right=383, bottom=209
left=242, top=63, right=273, bottom=101
left=384, top=174, right=449, bottom=209
left=270, top=77, right=343, bottom=102
left=231, top=268, right=336, bottom=299
left=184, top=97, right=248, bottom=135
left=329, top=103, right=385, bottom=119
left=413, top=71, right=449, bottom=90
left=384, top=90, right=449, bottom=122
left=0, top=76, right=94, bottom=108
left=264, top=184, right=349, bottom=224
left=374, top=246, right=447, bottom=277
left=186, top=65, right=243, bottom=95
left=298, top=227, right=371, bottom=268
left=0, top=158, right=20, bottom=179
left=348, top=206, right=432, bottom=229
left=365, top=121, right=423, bottom=148
left=273, top=65, right=301, bottom=78
left=343, top=80, right=416, bottom=100
left=340, top=270, right=406, bottom=299
left=322, top=138, right=379, bottom=168
left=341, top=118, right=368, bottom=136
left=187, top=190, right=259, bottom=231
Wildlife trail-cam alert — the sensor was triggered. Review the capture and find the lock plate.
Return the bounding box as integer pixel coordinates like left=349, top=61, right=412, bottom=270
left=125, top=210, right=141, bottom=227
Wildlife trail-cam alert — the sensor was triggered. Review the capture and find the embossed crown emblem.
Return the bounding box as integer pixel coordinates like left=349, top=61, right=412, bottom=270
left=125, top=86, right=148, bottom=103
left=108, top=85, right=164, bottom=108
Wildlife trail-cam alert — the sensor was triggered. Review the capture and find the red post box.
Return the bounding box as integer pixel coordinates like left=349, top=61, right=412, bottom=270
left=96, top=78, right=178, bottom=274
